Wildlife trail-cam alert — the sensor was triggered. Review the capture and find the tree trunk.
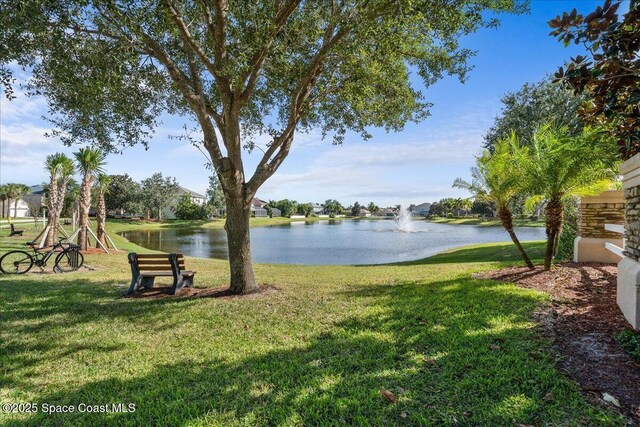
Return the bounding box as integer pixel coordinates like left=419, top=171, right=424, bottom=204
left=544, top=195, right=564, bottom=271
left=77, top=175, right=94, bottom=251
left=225, top=194, right=259, bottom=294
left=13, top=199, right=18, bottom=218
left=96, top=193, right=107, bottom=247
left=158, top=205, right=162, bottom=221
left=498, top=206, right=535, bottom=270
left=45, top=176, right=59, bottom=247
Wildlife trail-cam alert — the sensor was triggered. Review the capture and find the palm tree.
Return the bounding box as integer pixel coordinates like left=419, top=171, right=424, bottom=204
left=0, top=185, right=8, bottom=218
left=74, top=147, right=107, bottom=250
left=4, top=183, right=30, bottom=221
left=522, top=125, right=618, bottom=270
left=44, top=153, right=75, bottom=246
left=95, top=174, right=112, bottom=247
left=12, top=184, right=30, bottom=218
left=454, top=134, right=535, bottom=269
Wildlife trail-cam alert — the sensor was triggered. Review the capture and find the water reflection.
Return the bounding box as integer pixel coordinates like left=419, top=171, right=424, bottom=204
left=120, top=220, right=545, bottom=265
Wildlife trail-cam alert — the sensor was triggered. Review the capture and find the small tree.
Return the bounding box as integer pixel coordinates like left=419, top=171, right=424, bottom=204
left=206, top=173, right=226, bottom=216
left=44, top=153, right=75, bottom=246
left=296, top=203, right=313, bottom=217
left=104, top=174, right=143, bottom=216
left=367, top=202, right=379, bottom=215
left=454, top=135, right=535, bottom=269
left=95, top=174, right=112, bottom=247
left=140, top=173, right=180, bottom=221
left=74, top=147, right=107, bottom=250
left=350, top=201, right=362, bottom=217
left=269, top=199, right=298, bottom=218
left=5, top=183, right=30, bottom=219
left=550, top=0, right=640, bottom=158
left=174, top=194, right=209, bottom=220
left=484, top=78, right=583, bottom=150
left=0, top=185, right=8, bottom=218
left=521, top=124, right=619, bottom=270
left=322, top=200, right=345, bottom=216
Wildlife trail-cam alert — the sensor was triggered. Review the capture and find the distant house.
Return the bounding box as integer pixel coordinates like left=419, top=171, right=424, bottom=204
left=356, top=208, right=371, bottom=217
left=379, top=208, right=396, bottom=218
left=409, top=202, right=431, bottom=217
left=4, top=185, right=45, bottom=218
left=163, top=186, right=207, bottom=219
left=309, top=203, right=324, bottom=215
left=250, top=198, right=269, bottom=217
left=268, top=207, right=282, bottom=217
left=252, top=198, right=268, bottom=208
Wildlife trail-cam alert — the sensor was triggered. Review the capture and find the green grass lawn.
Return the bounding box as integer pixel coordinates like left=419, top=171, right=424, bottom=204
left=428, top=217, right=545, bottom=227
left=0, top=221, right=622, bottom=426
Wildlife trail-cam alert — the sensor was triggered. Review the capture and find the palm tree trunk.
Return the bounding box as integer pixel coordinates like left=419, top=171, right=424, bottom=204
left=77, top=175, right=94, bottom=251
left=96, top=193, right=107, bottom=247
left=498, top=206, right=535, bottom=270
left=544, top=195, right=564, bottom=271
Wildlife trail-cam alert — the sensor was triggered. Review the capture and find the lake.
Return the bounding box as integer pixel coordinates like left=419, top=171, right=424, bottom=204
left=120, top=219, right=546, bottom=265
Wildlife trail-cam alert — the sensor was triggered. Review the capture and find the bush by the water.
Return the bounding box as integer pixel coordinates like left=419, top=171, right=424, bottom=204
left=174, top=194, right=210, bottom=220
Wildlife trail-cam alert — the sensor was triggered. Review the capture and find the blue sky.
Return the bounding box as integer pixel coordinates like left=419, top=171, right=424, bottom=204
left=0, top=1, right=619, bottom=206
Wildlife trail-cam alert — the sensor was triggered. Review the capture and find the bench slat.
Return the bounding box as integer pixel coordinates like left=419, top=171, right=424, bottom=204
left=135, top=254, right=185, bottom=260
left=136, top=259, right=186, bottom=265
left=140, top=270, right=195, bottom=277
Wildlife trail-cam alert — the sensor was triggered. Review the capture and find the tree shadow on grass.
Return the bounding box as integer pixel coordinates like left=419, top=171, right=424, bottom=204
left=2, top=276, right=620, bottom=426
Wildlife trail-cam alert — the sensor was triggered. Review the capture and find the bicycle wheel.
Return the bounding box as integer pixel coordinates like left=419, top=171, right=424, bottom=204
left=54, top=250, right=84, bottom=272
left=0, top=251, right=34, bottom=274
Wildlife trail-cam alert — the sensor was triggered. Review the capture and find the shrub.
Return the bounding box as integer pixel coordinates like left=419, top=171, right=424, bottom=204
left=174, top=195, right=210, bottom=220
left=617, top=329, right=640, bottom=362
left=556, top=197, right=578, bottom=262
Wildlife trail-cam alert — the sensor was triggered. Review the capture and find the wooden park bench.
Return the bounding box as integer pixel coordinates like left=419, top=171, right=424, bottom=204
left=9, top=224, right=24, bottom=237
left=127, top=253, right=195, bottom=295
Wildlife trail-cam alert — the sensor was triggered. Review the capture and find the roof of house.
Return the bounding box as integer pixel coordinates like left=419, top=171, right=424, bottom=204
left=178, top=186, right=206, bottom=199
left=29, top=185, right=45, bottom=195
left=251, top=198, right=268, bottom=207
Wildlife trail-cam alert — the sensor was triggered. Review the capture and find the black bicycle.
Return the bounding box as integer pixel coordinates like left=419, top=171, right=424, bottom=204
left=0, top=239, right=84, bottom=274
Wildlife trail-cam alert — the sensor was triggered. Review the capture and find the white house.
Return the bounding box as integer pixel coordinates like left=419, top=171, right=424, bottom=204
left=2, top=185, right=45, bottom=218
left=409, top=202, right=431, bottom=217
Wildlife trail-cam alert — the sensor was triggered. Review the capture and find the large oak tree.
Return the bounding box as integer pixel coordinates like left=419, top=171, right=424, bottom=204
left=1, top=0, right=525, bottom=293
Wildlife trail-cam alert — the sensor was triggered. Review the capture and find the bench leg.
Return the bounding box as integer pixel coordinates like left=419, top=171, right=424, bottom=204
left=127, top=274, right=143, bottom=295
left=183, top=274, right=194, bottom=288
left=171, top=274, right=194, bottom=295
left=141, top=276, right=155, bottom=289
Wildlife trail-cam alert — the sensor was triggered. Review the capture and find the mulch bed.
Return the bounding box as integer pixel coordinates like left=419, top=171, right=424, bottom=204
left=124, top=284, right=279, bottom=300
left=475, top=263, right=640, bottom=424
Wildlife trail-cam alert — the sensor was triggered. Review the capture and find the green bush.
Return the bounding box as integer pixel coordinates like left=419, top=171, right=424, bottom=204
left=174, top=195, right=210, bottom=220
left=617, top=328, right=640, bottom=362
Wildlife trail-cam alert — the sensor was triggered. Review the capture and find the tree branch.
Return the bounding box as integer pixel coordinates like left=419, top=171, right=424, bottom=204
left=238, top=0, right=302, bottom=102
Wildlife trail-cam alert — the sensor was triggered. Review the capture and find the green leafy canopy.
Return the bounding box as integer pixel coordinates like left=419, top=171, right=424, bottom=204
left=2, top=0, right=527, bottom=163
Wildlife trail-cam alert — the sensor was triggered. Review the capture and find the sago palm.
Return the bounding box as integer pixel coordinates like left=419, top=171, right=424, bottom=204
left=44, top=153, right=75, bottom=246
left=454, top=133, right=535, bottom=269
left=522, top=124, right=619, bottom=270
left=74, top=147, right=107, bottom=250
